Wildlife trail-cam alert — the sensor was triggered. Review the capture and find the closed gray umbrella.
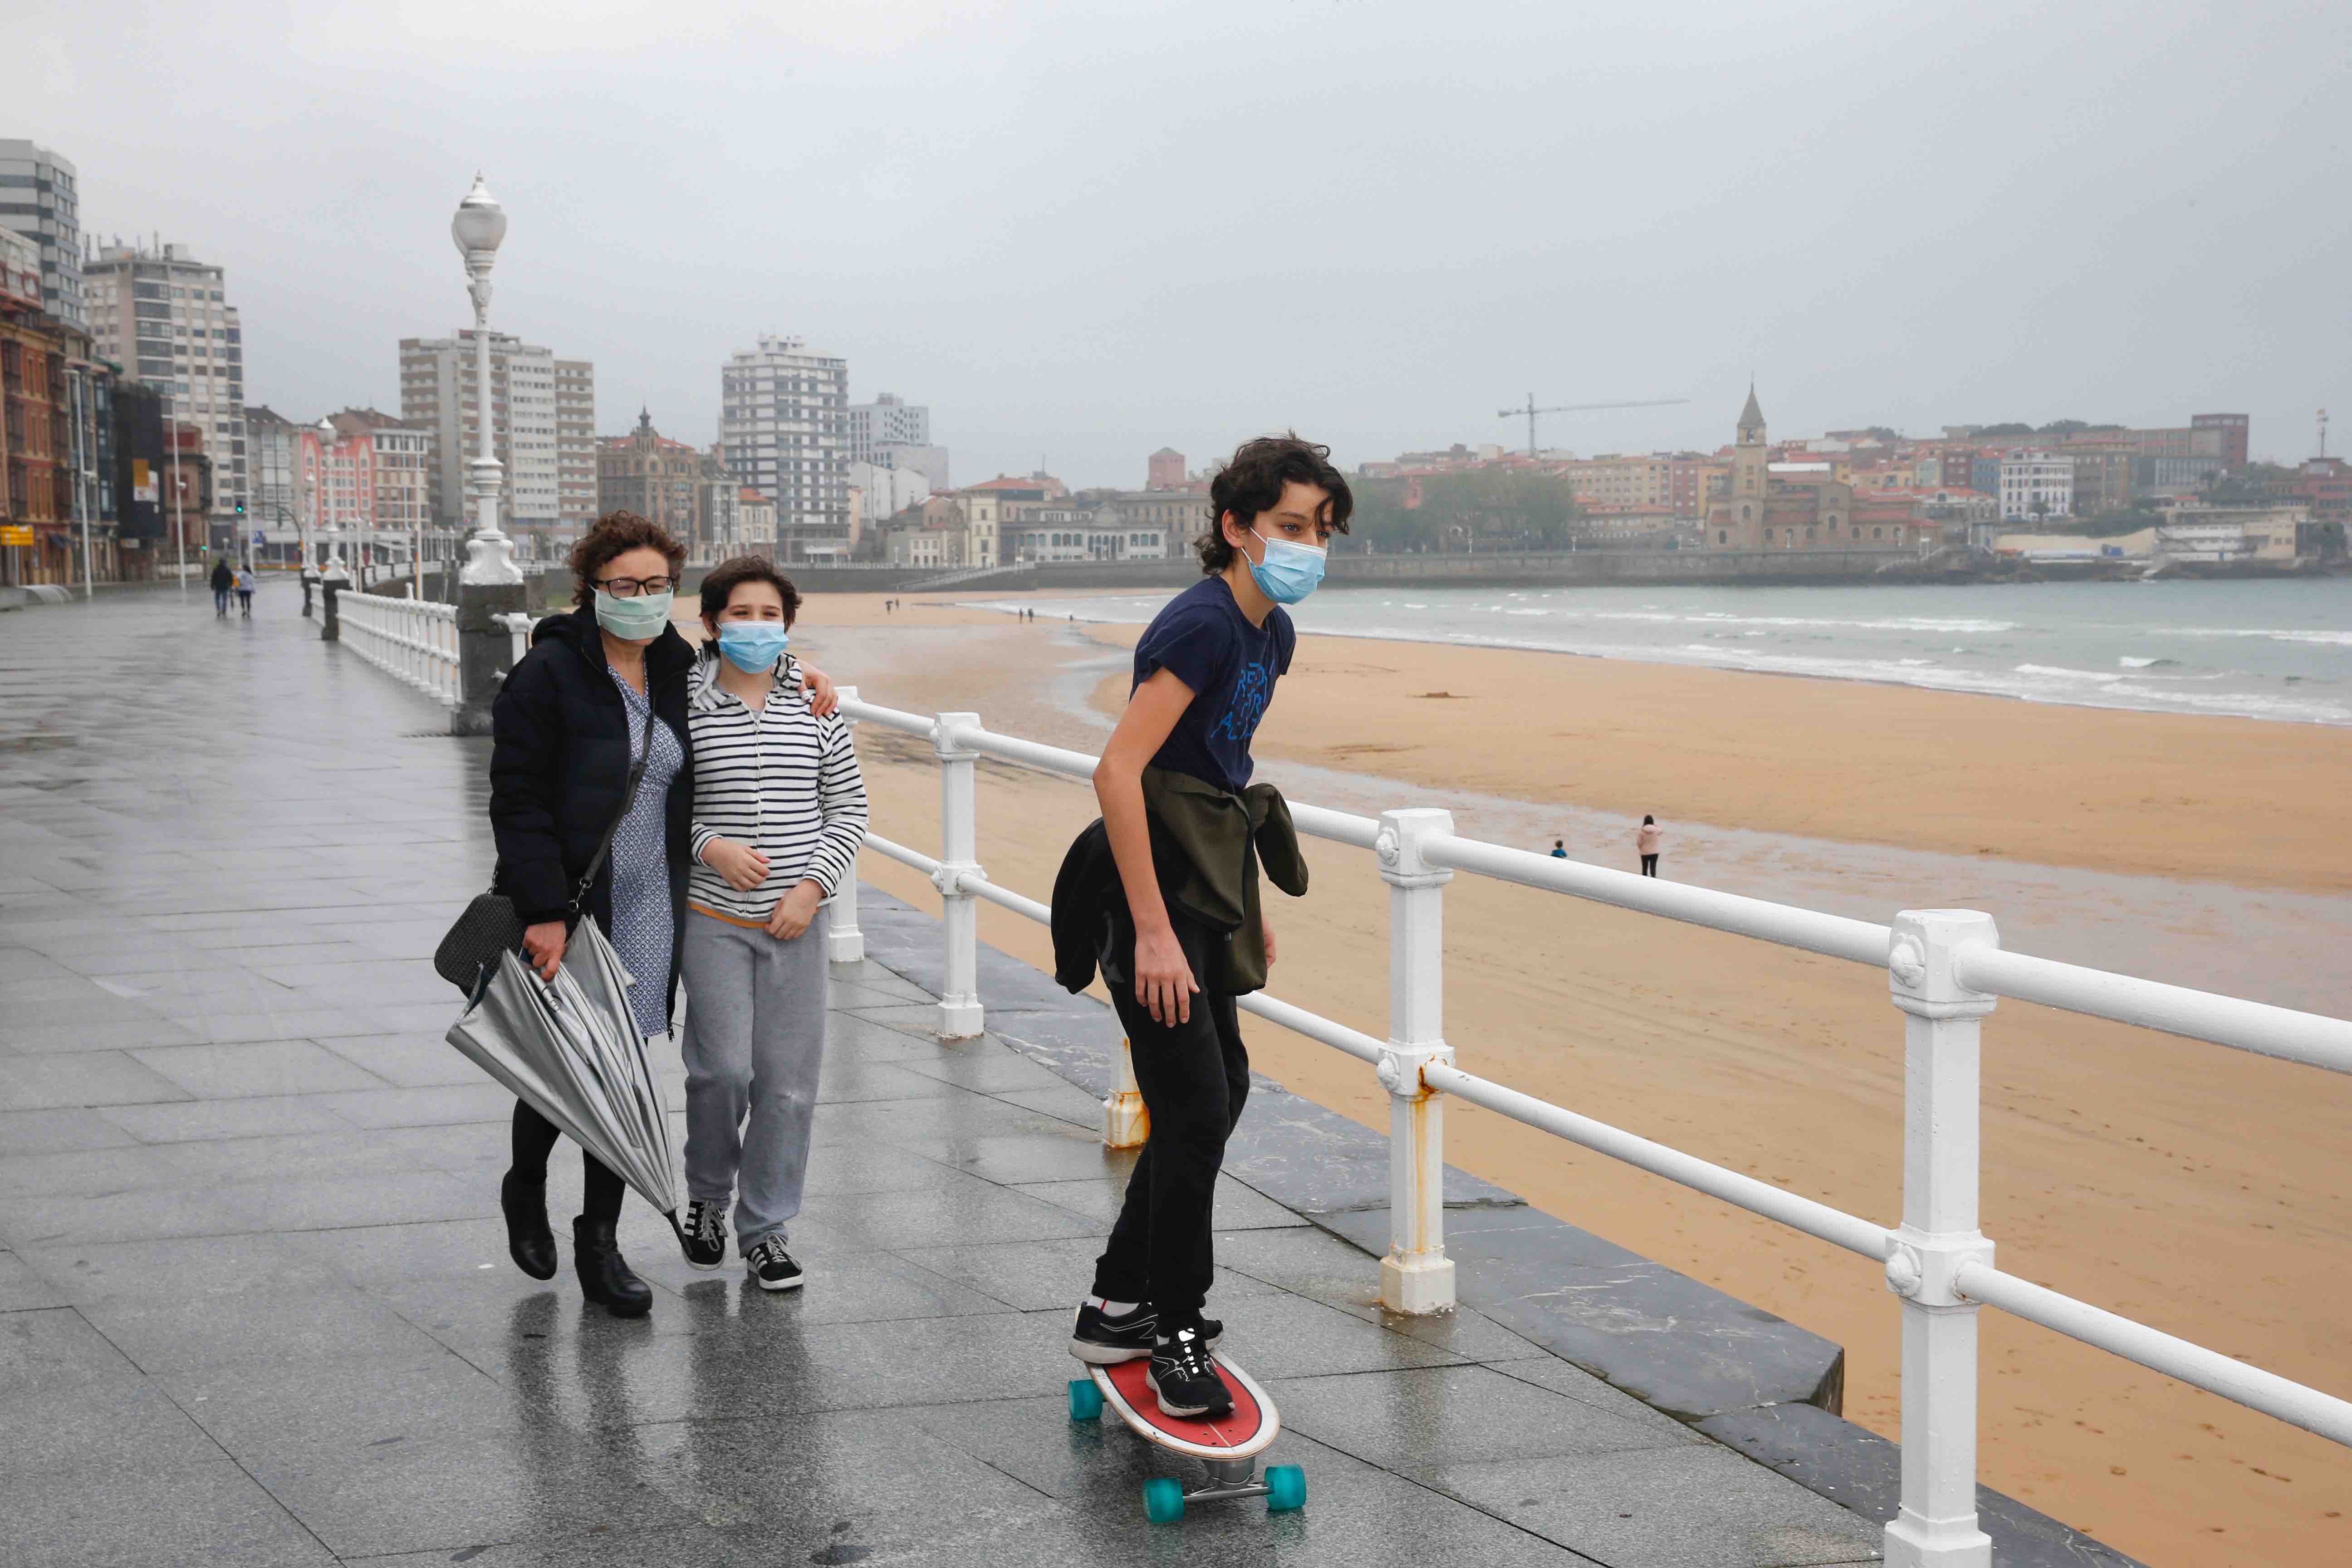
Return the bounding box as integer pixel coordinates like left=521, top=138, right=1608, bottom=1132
left=446, top=916, right=680, bottom=1217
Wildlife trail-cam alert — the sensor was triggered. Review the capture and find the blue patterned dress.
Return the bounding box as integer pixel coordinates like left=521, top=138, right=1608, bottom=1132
left=606, top=667, right=685, bottom=1039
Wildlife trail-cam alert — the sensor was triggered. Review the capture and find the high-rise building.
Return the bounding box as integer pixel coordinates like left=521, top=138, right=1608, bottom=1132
left=243, top=405, right=303, bottom=535
left=720, top=334, right=851, bottom=559
left=399, top=331, right=589, bottom=553
left=0, top=140, right=84, bottom=328
left=555, top=358, right=596, bottom=529
left=83, top=239, right=246, bottom=526
left=847, top=392, right=928, bottom=461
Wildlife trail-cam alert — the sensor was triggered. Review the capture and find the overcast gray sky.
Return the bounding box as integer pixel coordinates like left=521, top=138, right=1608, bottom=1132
left=18, top=0, right=2350, bottom=486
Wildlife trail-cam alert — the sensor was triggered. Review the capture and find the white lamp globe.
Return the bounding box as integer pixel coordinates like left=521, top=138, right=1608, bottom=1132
left=451, top=174, right=507, bottom=255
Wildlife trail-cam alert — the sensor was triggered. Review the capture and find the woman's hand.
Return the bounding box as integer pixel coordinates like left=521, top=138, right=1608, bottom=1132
left=767, top=879, right=824, bottom=941
left=797, top=662, right=838, bottom=718
left=522, top=920, right=568, bottom=982
left=702, top=837, right=770, bottom=892
left=1133, top=924, right=1198, bottom=1027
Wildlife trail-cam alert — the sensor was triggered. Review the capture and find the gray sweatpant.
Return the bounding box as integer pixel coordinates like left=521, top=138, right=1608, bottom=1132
left=679, top=906, right=829, bottom=1252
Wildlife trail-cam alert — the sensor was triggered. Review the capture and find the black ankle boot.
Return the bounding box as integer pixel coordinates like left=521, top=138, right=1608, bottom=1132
left=500, top=1169, right=557, bottom=1281
left=573, top=1216, right=652, bottom=1318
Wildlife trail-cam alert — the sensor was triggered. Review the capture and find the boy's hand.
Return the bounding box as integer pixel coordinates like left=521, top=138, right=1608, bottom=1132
left=1134, top=926, right=1198, bottom=1026
left=702, top=837, right=769, bottom=892
left=1263, top=914, right=1277, bottom=968
left=767, top=879, right=823, bottom=941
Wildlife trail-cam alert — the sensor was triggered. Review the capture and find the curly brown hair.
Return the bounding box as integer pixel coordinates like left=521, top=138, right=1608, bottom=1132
left=568, top=512, right=686, bottom=609
left=699, top=556, right=801, bottom=630
left=1194, top=433, right=1352, bottom=573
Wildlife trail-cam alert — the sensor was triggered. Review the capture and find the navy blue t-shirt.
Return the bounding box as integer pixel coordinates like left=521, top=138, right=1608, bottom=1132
left=1132, top=576, right=1295, bottom=794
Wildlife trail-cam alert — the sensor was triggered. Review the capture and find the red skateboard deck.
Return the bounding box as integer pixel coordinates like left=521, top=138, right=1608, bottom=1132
left=1093, top=1353, right=1277, bottom=1459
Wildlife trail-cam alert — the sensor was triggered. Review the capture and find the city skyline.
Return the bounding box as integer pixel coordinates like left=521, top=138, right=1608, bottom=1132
left=11, top=0, right=2348, bottom=490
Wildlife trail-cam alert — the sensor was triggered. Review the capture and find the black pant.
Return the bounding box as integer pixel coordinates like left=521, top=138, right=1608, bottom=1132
left=1640, top=853, right=1659, bottom=877
left=1090, top=916, right=1249, bottom=1318
left=511, top=1100, right=624, bottom=1225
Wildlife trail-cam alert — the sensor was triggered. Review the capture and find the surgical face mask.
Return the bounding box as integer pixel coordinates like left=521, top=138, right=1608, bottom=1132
left=1247, top=529, right=1328, bottom=605
left=715, top=621, right=791, bottom=672
left=593, top=587, right=673, bottom=640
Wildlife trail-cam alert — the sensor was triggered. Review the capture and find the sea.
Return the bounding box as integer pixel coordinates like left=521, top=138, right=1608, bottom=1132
left=968, top=577, right=2352, bottom=726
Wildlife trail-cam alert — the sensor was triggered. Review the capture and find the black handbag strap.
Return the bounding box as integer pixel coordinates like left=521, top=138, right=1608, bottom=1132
left=569, top=704, right=657, bottom=920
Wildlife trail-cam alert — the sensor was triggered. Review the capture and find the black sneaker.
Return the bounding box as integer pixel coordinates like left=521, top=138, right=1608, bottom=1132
left=678, top=1200, right=727, bottom=1271
left=1069, top=1300, right=1156, bottom=1365
left=745, top=1236, right=804, bottom=1292
left=1147, top=1321, right=1231, bottom=1418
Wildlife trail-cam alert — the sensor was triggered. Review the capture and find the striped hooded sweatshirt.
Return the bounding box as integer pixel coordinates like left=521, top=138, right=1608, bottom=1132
left=685, top=652, right=869, bottom=923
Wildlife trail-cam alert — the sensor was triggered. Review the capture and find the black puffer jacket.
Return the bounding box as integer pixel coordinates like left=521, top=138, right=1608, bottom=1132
left=488, top=606, right=696, bottom=1011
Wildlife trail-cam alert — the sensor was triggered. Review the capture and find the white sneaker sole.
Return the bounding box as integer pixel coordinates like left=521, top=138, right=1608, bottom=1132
left=750, top=1264, right=804, bottom=1292
left=1145, top=1368, right=1231, bottom=1420
left=1069, top=1338, right=1152, bottom=1365
left=683, top=1256, right=725, bottom=1273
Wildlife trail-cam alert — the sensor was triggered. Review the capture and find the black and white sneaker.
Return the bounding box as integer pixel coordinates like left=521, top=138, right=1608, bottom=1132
left=745, top=1236, right=804, bottom=1292
left=678, top=1200, right=727, bottom=1271
left=1069, top=1300, right=1156, bottom=1364
left=1146, top=1320, right=1231, bottom=1418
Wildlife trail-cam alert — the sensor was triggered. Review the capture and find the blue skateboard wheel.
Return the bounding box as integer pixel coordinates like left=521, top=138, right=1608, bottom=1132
left=1265, top=1464, right=1305, bottom=1513
left=1068, top=1377, right=1103, bottom=1422
left=1143, top=1476, right=1186, bottom=1523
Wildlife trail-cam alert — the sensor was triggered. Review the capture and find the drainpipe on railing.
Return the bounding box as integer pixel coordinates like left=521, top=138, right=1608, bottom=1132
left=828, top=687, right=867, bottom=964
left=931, top=711, right=985, bottom=1039
left=1883, top=909, right=1999, bottom=1568
left=1375, top=807, right=1459, bottom=1314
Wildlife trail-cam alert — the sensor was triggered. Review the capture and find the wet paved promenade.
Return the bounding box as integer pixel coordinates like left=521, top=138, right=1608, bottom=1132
left=0, top=588, right=1882, bottom=1566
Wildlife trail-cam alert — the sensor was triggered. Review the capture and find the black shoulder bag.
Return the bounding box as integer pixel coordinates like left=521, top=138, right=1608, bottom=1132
left=434, top=706, right=657, bottom=991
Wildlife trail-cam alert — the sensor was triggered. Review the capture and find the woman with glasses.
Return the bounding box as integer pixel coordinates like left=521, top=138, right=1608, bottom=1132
left=486, top=512, right=835, bottom=1316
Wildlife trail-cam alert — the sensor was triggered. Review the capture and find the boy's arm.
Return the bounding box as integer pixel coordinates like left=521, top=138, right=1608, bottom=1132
left=1097, top=666, right=1200, bottom=1027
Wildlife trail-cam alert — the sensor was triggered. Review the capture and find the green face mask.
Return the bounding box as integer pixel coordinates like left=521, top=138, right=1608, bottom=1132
left=594, top=588, right=673, bottom=640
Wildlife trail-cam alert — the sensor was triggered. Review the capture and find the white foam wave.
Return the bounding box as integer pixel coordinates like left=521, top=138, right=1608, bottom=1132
left=2165, top=627, right=2352, bottom=647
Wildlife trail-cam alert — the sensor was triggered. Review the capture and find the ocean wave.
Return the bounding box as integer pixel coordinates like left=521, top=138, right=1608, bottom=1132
left=2165, top=627, right=2352, bottom=647
left=2117, top=656, right=2176, bottom=669
left=2015, top=663, right=2127, bottom=683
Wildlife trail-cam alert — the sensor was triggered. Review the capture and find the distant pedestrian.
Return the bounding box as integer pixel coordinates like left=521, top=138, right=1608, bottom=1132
left=1637, top=815, right=1662, bottom=877
left=235, top=564, right=255, bottom=617
left=209, top=557, right=233, bottom=617
left=1550, top=840, right=1567, bottom=859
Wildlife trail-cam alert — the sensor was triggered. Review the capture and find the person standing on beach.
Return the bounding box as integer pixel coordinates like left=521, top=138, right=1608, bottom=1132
left=1063, top=434, right=1346, bottom=1419
left=1550, top=839, right=1568, bottom=859
left=1637, top=814, right=1662, bottom=877
left=674, top=557, right=869, bottom=1294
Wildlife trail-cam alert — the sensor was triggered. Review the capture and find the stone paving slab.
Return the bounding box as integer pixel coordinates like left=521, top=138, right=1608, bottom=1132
left=0, top=592, right=1893, bottom=1566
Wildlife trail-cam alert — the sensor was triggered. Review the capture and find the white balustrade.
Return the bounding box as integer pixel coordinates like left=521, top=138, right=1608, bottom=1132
left=337, top=591, right=461, bottom=706
left=833, top=691, right=2352, bottom=1565
left=494, top=611, right=539, bottom=671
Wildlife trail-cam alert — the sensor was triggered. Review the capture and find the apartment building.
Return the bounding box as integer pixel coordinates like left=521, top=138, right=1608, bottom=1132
left=720, top=334, right=851, bottom=559
left=300, top=409, right=434, bottom=552
left=84, top=240, right=246, bottom=525
left=1998, top=451, right=2075, bottom=523
left=0, top=140, right=83, bottom=328
left=399, top=331, right=590, bottom=554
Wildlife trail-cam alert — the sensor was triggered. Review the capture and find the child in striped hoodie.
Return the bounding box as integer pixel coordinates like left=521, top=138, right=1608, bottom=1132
left=674, top=556, right=869, bottom=1291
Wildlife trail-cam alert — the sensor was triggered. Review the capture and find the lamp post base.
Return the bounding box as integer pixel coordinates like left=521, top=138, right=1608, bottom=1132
left=451, top=579, right=527, bottom=735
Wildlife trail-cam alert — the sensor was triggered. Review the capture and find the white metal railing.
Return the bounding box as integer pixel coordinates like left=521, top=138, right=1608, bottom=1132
left=337, top=590, right=460, bottom=706
left=495, top=611, right=539, bottom=670
left=827, top=685, right=2352, bottom=1568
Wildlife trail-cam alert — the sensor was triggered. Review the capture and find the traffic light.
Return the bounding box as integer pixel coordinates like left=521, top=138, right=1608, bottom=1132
left=235, top=502, right=245, bottom=516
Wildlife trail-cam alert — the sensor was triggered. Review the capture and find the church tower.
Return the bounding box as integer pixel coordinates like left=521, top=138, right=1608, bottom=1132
left=1731, top=382, right=1768, bottom=502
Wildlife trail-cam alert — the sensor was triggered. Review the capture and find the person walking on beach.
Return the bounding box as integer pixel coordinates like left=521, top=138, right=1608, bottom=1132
left=674, top=557, right=869, bottom=1293
left=208, top=556, right=233, bottom=617
left=1637, top=814, right=1662, bottom=877
left=234, top=564, right=255, bottom=617
left=1059, top=434, right=1343, bottom=1418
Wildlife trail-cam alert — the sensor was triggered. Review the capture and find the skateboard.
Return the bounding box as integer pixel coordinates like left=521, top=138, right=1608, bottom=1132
left=1067, top=1353, right=1304, bottom=1522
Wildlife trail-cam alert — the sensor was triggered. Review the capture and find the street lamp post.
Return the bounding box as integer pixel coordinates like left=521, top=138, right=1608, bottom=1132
left=449, top=174, right=527, bottom=735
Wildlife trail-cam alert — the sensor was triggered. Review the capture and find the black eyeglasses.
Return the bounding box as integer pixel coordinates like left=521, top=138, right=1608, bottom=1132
left=596, top=576, right=675, bottom=597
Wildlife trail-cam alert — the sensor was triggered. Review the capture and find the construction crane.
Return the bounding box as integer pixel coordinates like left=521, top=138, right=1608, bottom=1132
left=1499, top=394, right=1690, bottom=458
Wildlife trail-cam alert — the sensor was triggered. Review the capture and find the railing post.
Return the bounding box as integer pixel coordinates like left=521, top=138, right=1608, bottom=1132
left=827, top=686, right=867, bottom=964
left=1102, top=1038, right=1149, bottom=1148
left=1375, top=807, right=1457, bottom=1314
left=319, top=576, right=344, bottom=642
left=931, top=711, right=984, bottom=1039
left=451, top=577, right=526, bottom=737
left=1884, top=909, right=1999, bottom=1568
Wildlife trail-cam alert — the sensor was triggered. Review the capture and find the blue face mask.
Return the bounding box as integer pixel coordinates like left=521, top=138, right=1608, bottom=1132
left=1247, top=529, right=1327, bottom=605
left=593, top=588, right=673, bottom=641
left=715, top=621, right=791, bottom=673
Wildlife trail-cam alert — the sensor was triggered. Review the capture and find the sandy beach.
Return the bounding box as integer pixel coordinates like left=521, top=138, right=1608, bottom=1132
left=777, top=590, right=2352, bottom=1568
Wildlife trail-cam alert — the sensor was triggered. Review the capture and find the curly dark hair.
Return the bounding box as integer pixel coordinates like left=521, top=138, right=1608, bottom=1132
left=698, top=554, right=801, bottom=636
left=1195, top=433, right=1352, bottom=573
left=568, top=511, right=686, bottom=609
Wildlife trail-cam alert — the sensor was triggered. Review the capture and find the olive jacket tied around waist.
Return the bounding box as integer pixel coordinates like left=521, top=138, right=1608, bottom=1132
left=1050, top=766, right=1309, bottom=997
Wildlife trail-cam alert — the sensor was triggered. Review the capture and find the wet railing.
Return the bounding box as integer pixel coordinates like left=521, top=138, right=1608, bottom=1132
left=827, top=686, right=2352, bottom=1568
left=336, top=590, right=460, bottom=706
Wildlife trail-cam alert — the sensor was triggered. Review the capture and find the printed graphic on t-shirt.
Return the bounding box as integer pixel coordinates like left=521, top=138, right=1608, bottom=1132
left=1209, top=659, right=1272, bottom=744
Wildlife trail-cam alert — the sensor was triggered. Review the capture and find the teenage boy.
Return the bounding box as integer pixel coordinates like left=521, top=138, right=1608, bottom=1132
left=1067, top=434, right=1350, bottom=1417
